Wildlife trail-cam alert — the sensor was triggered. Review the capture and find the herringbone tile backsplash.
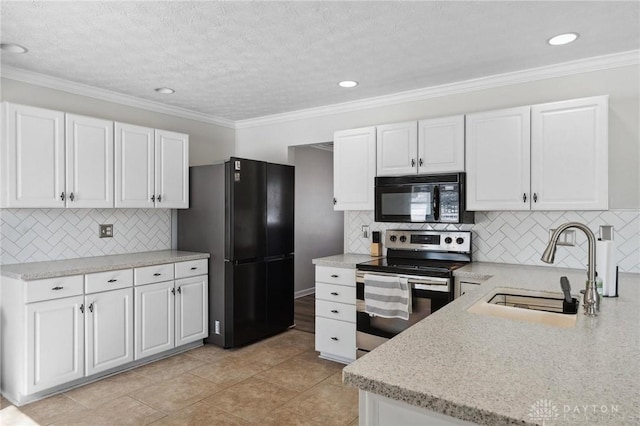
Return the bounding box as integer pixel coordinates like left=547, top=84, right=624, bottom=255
left=0, top=209, right=171, bottom=265
left=346, top=210, right=640, bottom=273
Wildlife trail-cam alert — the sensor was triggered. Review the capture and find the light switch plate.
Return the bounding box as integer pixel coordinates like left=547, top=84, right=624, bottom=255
left=99, top=224, right=113, bottom=238
left=550, top=229, right=575, bottom=246
left=362, top=225, right=370, bottom=239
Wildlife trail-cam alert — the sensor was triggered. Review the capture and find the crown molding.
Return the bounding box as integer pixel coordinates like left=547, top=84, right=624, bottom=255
left=0, top=65, right=236, bottom=129
left=235, top=50, right=640, bottom=129
left=2, top=50, right=638, bottom=131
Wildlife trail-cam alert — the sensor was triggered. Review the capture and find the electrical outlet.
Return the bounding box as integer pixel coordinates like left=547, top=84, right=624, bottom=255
left=362, top=225, right=370, bottom=239
left=215, top=320, right=221, bottom=335
left=99, top=224, right=113, bottom=238
left=550, top=228, right=575, bottom=246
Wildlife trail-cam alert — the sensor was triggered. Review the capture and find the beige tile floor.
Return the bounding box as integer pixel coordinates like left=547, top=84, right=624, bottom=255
left=0, top=330, right=358, bottom=426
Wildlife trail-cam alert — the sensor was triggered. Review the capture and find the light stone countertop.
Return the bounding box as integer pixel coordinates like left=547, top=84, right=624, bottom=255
left=312, top=253, right=382, bottom=269
left=0, top=250, right=210, bottom=281
left=343, top=262, right=640, bottom=425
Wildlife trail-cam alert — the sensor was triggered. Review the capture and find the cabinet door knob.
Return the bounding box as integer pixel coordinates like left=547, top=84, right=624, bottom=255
left=330, top=292, right=339, bottom=296
left=533, top=193, right=538, bottom=203
left=80, top=304, right=85, bottom=314
left=107, top=279, right=117, bottom=283
left=333, top=197, right=337, bottom=205
left=51, top=286, right=64, bottom=291
left=411, top=158, right=416, bottom=167
left=151, top=195, right=155, bottom=202
left=157, top=195, right=162, bottom=202
left=153, top=273, right=162, bottom=276
left=419, top=158, right=424, bottom=166
left=88, top=303, right=94, bottom=313
left=523, top=193, right=527, bottom=203
left=60, top=192, right=65, bottom=201
left=330, top=337, right=339, bottom=341
left=177, top=286, right=181, bottom=294
left=171, top=288, right=176, bottom=295
left=331, top=309, right=339, bottom=314
left=69, top=192, right=75, bottom=202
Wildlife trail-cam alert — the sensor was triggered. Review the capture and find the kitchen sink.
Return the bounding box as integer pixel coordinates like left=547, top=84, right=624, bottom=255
left=467, top=287, right=579, bottom=327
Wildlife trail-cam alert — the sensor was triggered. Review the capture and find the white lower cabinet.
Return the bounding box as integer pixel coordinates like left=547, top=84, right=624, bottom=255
left=314, top=265, right=356, bottom=364
left=175, top=275, right=209, bottom=346
left=85, top=288, right=134, bottom=375
left=135, top=274, right=208, bottom=359
left=135, top=281, right=176, bottom=359
left=26, top=295, right=85, bottom=394
left=0, top=259, right=208, bottom=405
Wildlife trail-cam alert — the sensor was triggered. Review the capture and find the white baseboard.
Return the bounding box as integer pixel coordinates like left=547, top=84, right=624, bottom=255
left=295, top=287, right=315, bottom=299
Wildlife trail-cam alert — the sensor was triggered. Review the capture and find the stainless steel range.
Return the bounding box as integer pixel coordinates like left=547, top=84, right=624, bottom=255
left=355, top=229, right=472, bottom=356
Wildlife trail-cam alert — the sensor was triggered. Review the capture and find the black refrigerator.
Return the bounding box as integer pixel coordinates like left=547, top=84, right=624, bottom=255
left=177, top=157, right=294, bottom=348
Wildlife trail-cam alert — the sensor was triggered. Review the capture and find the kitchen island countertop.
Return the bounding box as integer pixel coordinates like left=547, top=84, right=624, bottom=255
left=312, top=253, right=382, bottom=269
left=0, top=250, right=210, bottom=280
left=343, top=262, right=640, bottom=425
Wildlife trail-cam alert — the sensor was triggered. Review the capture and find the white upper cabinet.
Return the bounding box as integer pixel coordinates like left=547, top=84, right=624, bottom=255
left=465, top=106, right=531, bottom=211
left=466, top=95, right=609, bottom=211
left=115, top=123, right=155, bottom=208
left=65, top=114, right=114, bottom=208
left=376, top=122, right=418, bottom=176
left=2, top=103, right=66, bottom=208
left=333, top=127, right=376, bottom=211
left=376, top=117, right=464, bottom=176
left=531, top=96, right=608, bottom=210
left=155, top=129, right=189, bottom=209
left=418, top=115, right=465, bottom=173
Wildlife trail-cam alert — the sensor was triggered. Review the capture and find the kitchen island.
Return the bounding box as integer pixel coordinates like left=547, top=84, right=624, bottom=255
left=343, top=262, right=640, bottom=425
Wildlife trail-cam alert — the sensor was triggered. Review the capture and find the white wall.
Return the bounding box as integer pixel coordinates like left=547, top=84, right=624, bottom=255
left=236, top=65, right=640, bottom=209
left=0, top=78, right=235, bottom=166
left=294, top=146, right=343, bottom=296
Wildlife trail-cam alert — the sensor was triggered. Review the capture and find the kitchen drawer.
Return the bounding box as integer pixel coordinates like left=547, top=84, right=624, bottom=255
left=175, top=259, right=208, bottom=279
left=316, top=282, right=356, bottom=305
left=315, top=317, right=356, bottom=361
left=134, top=263, right=175, bottom=286
left=316, top=299, right=356, bottom=323
left=85, top=269, right=133, bottom=294
left=25, top=275, right=84, bottom=303
left=316, top=266, right=355, bottom=286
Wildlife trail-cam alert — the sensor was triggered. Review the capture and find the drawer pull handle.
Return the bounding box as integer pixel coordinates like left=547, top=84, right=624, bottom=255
left=153, top=273, right=162, bottom=276
left=177, top=286, right=182, bottom=294
left=88, top=303, right=94, bottom=313
left=330, top=292, right=339, bottom=296
left=331, top=274, right=339, bottom=278
left=80, top=304, right=84, bottom=314
left=331, top=337, right=339, bottom=341
left=190, top=267, right=198, bottom=270
left=107, top=279, right=117, bottom=283
left=51, top=286, right=64, bottom=291
left=331, top=309, right=339, bottom=314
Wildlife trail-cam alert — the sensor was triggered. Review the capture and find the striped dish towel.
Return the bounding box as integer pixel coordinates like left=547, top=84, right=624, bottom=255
left=364, top=274, right=412, bottom=320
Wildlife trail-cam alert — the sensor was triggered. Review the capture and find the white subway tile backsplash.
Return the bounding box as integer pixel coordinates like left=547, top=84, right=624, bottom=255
left=0, top=209, right=171, bottom=265
left=346, top=210, right=640, bottom=273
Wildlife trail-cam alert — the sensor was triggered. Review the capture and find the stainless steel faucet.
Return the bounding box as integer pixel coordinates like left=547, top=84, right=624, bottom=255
left=541, top=222, right=599, bottom=316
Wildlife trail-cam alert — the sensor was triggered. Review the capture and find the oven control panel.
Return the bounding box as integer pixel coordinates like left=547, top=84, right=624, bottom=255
left=385, top=230, right=471, bottom=253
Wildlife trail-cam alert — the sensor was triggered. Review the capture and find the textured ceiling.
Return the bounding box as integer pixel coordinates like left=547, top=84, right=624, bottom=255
left=1, top=1, right=639, bottom=121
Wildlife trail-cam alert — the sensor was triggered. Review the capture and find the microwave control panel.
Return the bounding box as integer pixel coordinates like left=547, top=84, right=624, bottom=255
left=439, top=185, right=460, bottom=222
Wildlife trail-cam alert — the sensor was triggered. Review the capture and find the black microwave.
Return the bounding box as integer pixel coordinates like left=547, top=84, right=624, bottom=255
left=374, top=173, right=474, bottom=224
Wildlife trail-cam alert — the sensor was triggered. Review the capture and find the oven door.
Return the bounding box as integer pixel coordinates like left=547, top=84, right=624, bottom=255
left=355, top=275, right=453, bottom=354
left=375, top=182, right=438, bottom=223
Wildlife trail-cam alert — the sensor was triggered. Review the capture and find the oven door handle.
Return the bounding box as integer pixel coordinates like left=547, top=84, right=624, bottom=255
left=432, top=185, right=440, bottom=221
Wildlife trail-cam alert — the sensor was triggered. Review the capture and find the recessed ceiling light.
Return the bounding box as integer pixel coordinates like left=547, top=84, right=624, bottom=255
left=338, top=80, right=358, bottom=88
left=155, top=87, right=175, bottom=94
left=547, top=32, right=580, bottom=46
left=0, top=43, right=28, bottom=54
